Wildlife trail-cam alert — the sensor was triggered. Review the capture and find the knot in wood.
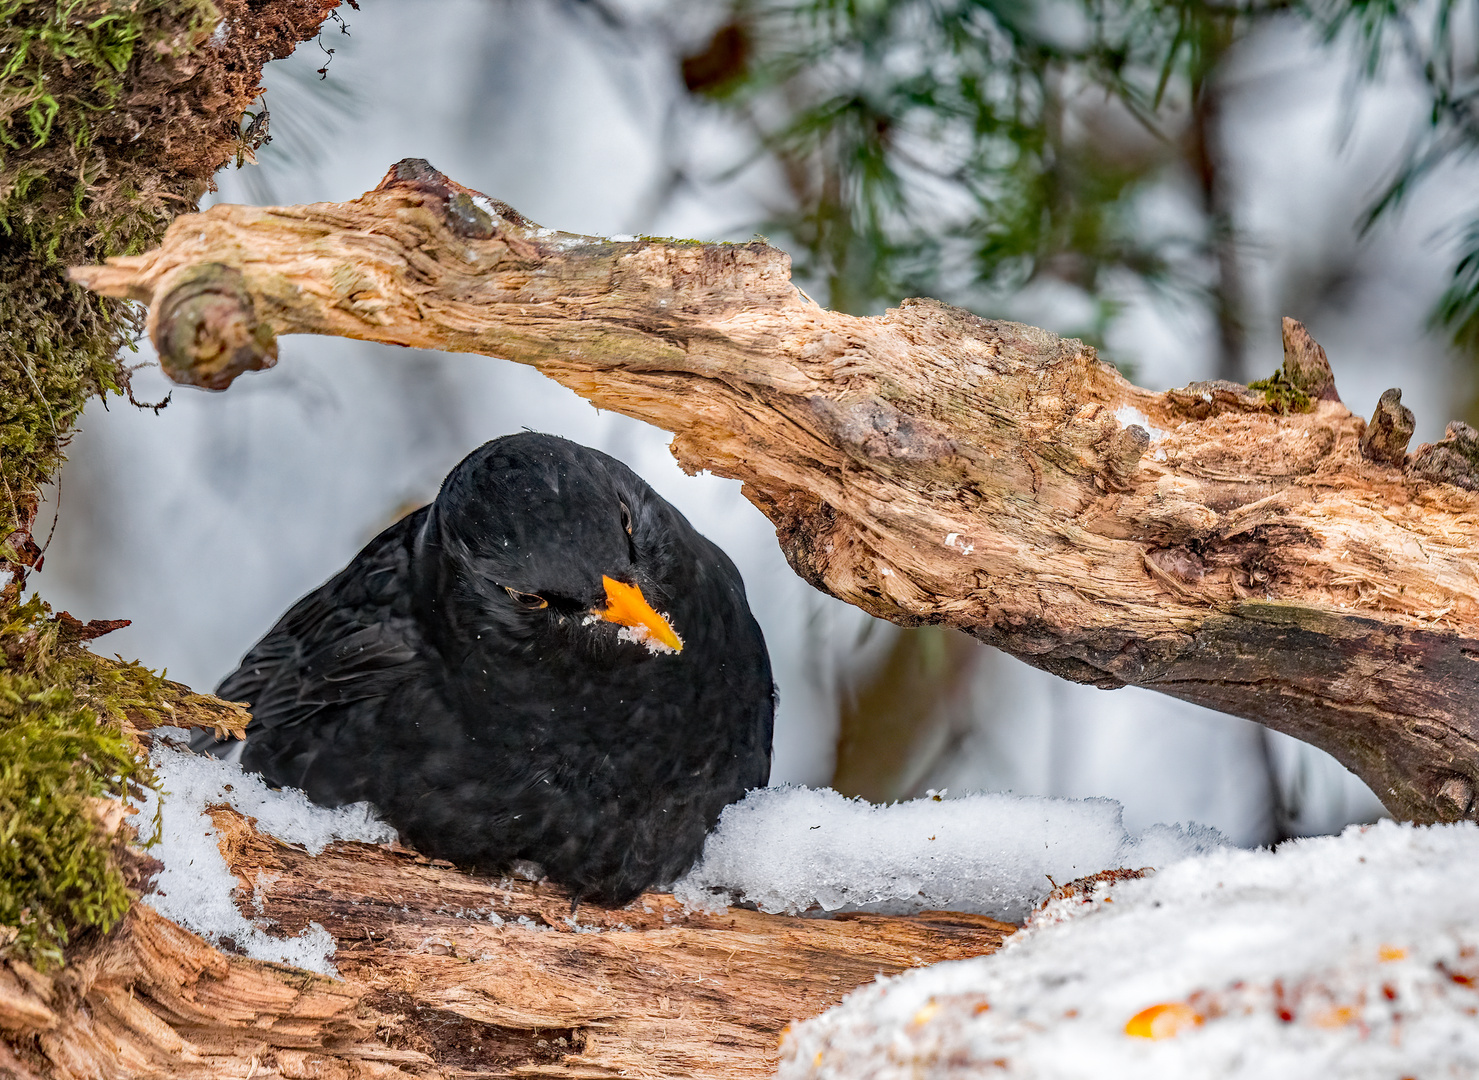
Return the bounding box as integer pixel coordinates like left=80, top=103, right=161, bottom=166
left=155, top=262, right=278, bottom=390
left=1360, top=387, right=1415, bottom=467
left=384, top=157, right=455, bottom=195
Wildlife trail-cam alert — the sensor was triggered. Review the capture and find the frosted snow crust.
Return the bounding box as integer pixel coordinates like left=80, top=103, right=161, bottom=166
left=134, top=737, right=395, bottom=975
left=780, top=821, right=1479, bottom=1080
left=673, top=785, right=1225, bottom=922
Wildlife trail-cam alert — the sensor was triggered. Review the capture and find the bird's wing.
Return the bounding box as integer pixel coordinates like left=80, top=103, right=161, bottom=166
left=220, top=620, right=420, bottom=731
left=199, top=511, right=425, bottom=749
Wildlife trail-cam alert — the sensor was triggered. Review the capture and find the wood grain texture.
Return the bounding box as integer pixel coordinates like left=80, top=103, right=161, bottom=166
left=71, top=157, right=1479, bottom=822
left=2, top=809, right=1011, bottom=1079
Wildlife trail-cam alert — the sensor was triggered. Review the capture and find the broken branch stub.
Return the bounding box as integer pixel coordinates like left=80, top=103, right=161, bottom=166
left=1410, top=422, right=1479, bottom=492
left=1360, top=388, right=1416, bottom=467
left=72, top=158, right=1479, bottom=824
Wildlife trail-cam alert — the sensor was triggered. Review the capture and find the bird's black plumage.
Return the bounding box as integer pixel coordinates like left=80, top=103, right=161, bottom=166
left=198, top=433, right=774, bottom=905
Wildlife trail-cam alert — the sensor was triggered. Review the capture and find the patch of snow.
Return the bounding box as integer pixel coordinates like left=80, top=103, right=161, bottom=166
left=469, top=194, right=501, bottom=219
left=616, top=622, right=681, bottom=655
left=133, top=738, right=395, bottom=976
left=943, top=533, right=976, bottom=556
left=610, top=233, right=639, bottom=242
left=674, top=786, right=1223, bottom=923
left=779, top=821, right=1479, bottom=1079
left=1113, top=404, right=1170, bottom=443
left=546, top=234, right=597, bottom=252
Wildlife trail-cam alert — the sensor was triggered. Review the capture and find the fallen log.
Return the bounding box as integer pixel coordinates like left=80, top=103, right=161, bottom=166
left=0, top=807, right=1011, bottom=1079
left=72, top=158, right=1479, bottom=824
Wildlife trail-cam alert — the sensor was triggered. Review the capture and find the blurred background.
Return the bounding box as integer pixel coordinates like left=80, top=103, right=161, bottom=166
left=33, top=0, right=1479, bottom=847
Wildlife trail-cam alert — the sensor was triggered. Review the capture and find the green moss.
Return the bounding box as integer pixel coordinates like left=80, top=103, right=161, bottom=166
left=0, top=595, right=168, bottom=969
left=1248, top=369, right=1312, bottom=415
left=0, top=1, right=139, bottom=150
left=636, top=234, right=712, bottom=246
left=0, top=0, right=221, bottom=565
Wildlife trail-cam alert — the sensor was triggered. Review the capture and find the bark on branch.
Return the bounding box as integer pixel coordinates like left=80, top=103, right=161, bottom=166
left=1, top=807, right=1010, bottom=1079
left=73, top=158, right=1479, bottom=824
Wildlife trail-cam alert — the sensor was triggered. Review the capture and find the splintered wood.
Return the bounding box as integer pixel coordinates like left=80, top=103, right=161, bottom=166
left=72, top=159, right=1479, bottom=823
left=1, top=810, right=1011, bottom=1079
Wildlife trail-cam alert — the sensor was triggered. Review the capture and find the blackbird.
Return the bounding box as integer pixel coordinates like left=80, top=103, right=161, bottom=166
left=195, top=433, right=774, bottom=905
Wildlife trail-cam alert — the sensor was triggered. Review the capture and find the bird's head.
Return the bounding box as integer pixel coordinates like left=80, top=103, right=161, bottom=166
left=417, top=433, right=684, bottom=658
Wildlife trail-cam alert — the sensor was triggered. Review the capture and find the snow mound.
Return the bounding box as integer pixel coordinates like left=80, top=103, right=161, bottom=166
left=779, top=820, right=1479, bottom=1080
left=674, top=785, right=1224, bottom=923
left=134, top=736, right=396, bottom=975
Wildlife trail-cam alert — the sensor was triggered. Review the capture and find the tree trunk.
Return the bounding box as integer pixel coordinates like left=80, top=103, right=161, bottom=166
left=72, top=158, right=1479, bottom=826
left=0, top=803, right=1011, bottom=1079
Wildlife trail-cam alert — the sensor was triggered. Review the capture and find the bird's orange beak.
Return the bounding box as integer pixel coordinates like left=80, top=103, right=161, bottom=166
left=593, top=576, right=683, bottom=653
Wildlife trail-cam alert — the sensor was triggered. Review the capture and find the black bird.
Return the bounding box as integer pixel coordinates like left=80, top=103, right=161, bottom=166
left=196, top=433, right=774, bottom=905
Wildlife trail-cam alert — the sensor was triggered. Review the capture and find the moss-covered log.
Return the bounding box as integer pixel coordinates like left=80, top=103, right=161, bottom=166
left=74, top=159, right=1479, bottom=825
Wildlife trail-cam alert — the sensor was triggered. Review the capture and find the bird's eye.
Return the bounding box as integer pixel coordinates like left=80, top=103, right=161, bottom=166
left=619, top=500, right=633, bottom=536
left=504, top=587, right=548, bottom=609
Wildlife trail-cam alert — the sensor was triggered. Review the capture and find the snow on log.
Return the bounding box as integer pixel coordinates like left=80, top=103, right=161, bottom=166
left=71, top=158, right=1479, bottom=824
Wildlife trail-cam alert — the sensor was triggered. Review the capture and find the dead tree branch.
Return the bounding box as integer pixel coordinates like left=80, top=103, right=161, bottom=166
left=72, top=158, right=1479, bottom=824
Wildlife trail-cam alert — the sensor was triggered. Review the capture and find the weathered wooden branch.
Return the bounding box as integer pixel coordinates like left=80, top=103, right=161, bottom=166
left=1, top=807, right=1010, bottom=1079
left=73, top=158, right=1479, bottom=823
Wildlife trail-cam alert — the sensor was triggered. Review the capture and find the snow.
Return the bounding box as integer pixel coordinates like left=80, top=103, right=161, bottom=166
left=616, top=623, right=681, bottom=654
left=673, top=785, right=1225, bottom=923
left=1113, top=404, right=1169, bottom=443
left=133, top=734, right=395, bottom=975
left=469, top=194, right=502, bottom=220
left=779, top=821, right=1479, bottom=1080
left=942, top=533, right=976, bottom=556
left=135, top=741, right=1221, bottom=971
left=581, top=613, right=682, bottom=654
